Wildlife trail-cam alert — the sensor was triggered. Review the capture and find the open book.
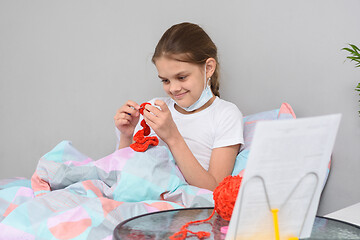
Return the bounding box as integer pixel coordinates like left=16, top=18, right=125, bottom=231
left=226, top=114, right=341, bottom=240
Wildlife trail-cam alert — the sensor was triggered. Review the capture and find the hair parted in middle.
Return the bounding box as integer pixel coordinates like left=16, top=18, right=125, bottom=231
left=152, top=22, right=220, bottom=97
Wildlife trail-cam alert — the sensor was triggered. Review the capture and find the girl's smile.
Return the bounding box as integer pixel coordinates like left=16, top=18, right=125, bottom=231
left=174, top=91, right=189, bottom=100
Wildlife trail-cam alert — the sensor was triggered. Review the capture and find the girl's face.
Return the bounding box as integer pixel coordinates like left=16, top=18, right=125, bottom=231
left=155, top=56, right=206, bottom=109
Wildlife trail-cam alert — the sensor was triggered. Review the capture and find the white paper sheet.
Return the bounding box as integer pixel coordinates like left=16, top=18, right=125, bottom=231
left=225, top=114, right=341, bottom=240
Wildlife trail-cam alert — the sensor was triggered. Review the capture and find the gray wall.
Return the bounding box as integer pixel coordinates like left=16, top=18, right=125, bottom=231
left=0, top=0, right=359, bottom=215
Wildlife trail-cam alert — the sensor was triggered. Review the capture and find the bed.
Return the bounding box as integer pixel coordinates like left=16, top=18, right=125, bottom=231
left=0, top=103, right=313, bottom=239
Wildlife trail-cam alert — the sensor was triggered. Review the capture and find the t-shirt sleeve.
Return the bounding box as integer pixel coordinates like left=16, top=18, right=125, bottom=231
left=213, top=102, right=244, bottom=149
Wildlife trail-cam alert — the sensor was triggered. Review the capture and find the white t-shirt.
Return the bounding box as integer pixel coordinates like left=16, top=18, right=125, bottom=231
left=115, top=97, right=244, bottom=171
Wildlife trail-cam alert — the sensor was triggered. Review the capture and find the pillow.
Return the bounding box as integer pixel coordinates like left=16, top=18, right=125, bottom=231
left=231, top=103, right=297, bottom=176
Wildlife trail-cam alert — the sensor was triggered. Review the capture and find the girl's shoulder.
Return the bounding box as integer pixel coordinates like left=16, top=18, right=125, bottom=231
left=212, top=97, right=243, bottom=117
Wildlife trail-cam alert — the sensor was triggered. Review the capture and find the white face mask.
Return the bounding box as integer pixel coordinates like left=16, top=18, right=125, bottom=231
left=176, top=65, right=213, bottom=112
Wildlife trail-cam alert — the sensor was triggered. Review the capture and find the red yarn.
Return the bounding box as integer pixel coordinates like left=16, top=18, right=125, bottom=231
left=130, top=103, right=159, bottom=152
left=213, top=175, right=242, bottom=221
left=169, top=175, right=242, bottom=239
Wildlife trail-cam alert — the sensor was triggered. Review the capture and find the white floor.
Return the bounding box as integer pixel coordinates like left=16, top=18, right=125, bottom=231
left=324, top=202, right=360, bottom=226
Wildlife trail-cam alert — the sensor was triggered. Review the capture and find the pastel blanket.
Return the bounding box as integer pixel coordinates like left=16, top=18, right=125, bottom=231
left=0, top=141, right=214, bottom=240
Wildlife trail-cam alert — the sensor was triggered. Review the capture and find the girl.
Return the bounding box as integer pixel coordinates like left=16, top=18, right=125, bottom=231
left=114, top=22, right=244, bottom=191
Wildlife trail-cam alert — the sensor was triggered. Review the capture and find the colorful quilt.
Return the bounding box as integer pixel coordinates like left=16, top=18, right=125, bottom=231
left=0, top=141, right=214, bottom=240
left=0, top=102, right=331, bottom=239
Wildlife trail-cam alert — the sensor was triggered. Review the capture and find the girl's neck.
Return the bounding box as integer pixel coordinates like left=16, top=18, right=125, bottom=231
left=174, top=95, right=216, bottom=115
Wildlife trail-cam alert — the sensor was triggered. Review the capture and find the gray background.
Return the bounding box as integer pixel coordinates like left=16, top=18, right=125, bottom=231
left=0, top=0, right=359, bottom=215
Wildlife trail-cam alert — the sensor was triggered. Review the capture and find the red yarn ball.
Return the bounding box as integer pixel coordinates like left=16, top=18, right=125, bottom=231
left=169, top=175, right=243, bottom=240
left=213, top=175, right=243, bottom=221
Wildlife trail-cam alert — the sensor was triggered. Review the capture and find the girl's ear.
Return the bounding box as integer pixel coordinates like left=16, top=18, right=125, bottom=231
left=205, top=58, right=217, bottom=79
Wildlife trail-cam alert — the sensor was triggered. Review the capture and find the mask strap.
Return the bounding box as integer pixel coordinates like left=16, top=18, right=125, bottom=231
left=204, top=64, right=211, bottom=90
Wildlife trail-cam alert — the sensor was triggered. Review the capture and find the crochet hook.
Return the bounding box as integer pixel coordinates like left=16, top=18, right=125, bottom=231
left=127, top=106, right=145, bottom=115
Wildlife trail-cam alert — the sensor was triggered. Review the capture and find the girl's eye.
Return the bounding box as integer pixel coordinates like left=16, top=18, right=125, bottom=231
left=178, top=76, right=187, bottom=80
left=161, top=79, right=169, bottom=84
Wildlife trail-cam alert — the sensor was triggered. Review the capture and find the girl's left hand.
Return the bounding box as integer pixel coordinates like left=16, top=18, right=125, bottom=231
left=142, top=100, right=180, bottom=145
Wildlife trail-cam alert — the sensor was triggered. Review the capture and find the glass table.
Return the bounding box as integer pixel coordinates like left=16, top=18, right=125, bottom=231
left=113, top=207, right=360, bottom=240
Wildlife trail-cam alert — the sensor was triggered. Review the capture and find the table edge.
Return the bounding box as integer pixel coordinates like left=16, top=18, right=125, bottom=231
left=113, top=207, right=360, bottom=235
left=114, top=207, right=214, bottom=231
left=318, top=216, right=360, bottom=229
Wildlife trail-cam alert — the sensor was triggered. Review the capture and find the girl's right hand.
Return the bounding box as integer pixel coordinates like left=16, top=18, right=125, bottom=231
left=114, top=100, right=141, bottom=138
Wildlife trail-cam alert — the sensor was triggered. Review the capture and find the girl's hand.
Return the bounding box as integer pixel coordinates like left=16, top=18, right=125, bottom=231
left=114, top=100, right=141, bottom=138
left=142, top=100, right=180, bottom=145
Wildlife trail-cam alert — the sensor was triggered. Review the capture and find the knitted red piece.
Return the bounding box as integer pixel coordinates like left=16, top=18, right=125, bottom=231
left=130, top=103, right=159, bottom=152
left=169, top=175, right=242, bottom=240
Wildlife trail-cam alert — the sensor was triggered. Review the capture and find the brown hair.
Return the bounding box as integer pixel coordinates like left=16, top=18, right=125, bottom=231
left=152, top=22, right=220, bottom=97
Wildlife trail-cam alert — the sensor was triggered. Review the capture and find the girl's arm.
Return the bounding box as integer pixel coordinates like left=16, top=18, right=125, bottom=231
left=167, top=135, right=240, bottom=191
left=143, top=100, right=240, bottom=191
left=114, top=100, right=140, bottom=149
left=118, top=134, right=133, bottom=150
